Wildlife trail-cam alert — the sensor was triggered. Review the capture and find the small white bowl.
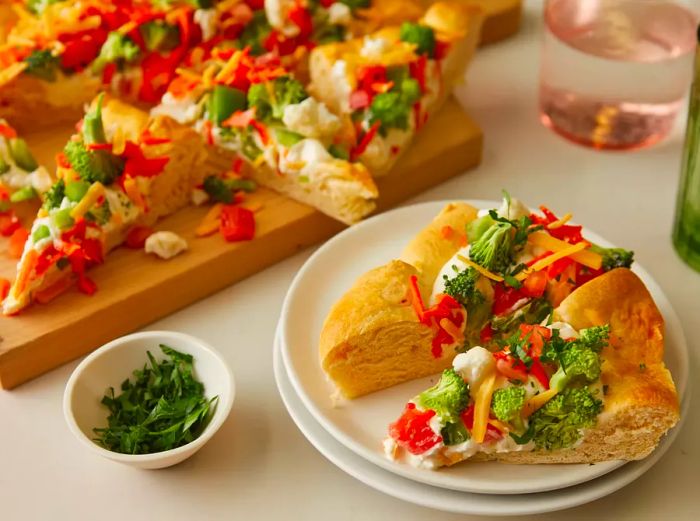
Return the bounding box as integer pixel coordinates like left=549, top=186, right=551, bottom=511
left=63, top=331, right=234, bottom=469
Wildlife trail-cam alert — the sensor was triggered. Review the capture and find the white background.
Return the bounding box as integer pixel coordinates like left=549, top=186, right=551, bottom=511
left=1, top=2, right=698, bottom=519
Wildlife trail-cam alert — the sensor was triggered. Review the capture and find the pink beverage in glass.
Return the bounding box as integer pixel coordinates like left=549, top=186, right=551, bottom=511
left=540, top=0, right=697, bottom=150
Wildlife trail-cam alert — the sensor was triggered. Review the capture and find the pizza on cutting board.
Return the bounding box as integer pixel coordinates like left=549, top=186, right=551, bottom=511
left=319, top=195, right=680, bottom=466
left=0, top=0, right=485, bottom=314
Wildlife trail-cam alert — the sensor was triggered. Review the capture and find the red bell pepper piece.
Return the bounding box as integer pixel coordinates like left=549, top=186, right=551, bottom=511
left=0, top=123, right=17, bottom=139
left=220, top=205, right=255, bottom=242
left=349, top=90, right=371, bottom=110
left=122, top=141, right=170, bottom=178
left=288, top=1, right=313, bottom=40
left=389, top=403, right=442, bottom=455
left=350, top=121, right=381, bottom=161
left=521, top=270, right=548, bottom=297
left=125, top=226, right=153, bottom=249
left=0, top=277, right=10, bottom=302
left=519, top=324, right=551, bottom=359
left=0, top=211, right=21, bottom=237
left=491, top=282, right=527, bottom=316
left=529, top=359, right=550, bottom=390
left=222, top=108, right=256, bottom=129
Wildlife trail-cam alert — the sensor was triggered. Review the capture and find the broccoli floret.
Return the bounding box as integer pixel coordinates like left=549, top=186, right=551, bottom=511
left=443, top=266, right=482, bottom=308
left=530, top=387, right=602, bottom=450
left=140, top=21, right=180, bottom=52
left=92, top=32, right=141, bottom=73
left=202, top=175, right=257, bottom=203
left=367, top=77, right=422, bottom=135
left=491, top=386, right=526, bottom=424
left=548, top=342, right=602, bottom=392
left=588, top=244, right=634, bottom=270
left=469, top=221, right=514, bottom=274
left=579, top=325, right=610, bottom=352
left=42, top=179, right=65, bottom=210
left=247, top=77, right=308, bottom=123
left=466, top=214, right=496, bottom=244
left=82, top=93, right=107, bottom=145
left=416, top=369, right=469, bottom=423
left=399, top=22, right=436, bottom=57
left=238, top=10, right=272, bottom=56
left=23, top=49, right=60, bottom=81
left=64, top=141, right=124, bottom=186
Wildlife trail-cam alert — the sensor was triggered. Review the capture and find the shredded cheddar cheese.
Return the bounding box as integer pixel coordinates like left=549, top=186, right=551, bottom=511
left=522, top=388, right=559, bottom=418
left=528, top=231, right=603, bottom=270
left=515, top=242, right=588, bottom=281
left=472, top=372, right=497, bottom=444
left=456, top=254, right=504, bottom=282
left=547, top=212, right=573, bottom=229
left=70, top=182, right=105, bottom=219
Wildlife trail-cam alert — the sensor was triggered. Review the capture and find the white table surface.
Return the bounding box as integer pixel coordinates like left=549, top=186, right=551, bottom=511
left=2, top=3, right=699, bottom=520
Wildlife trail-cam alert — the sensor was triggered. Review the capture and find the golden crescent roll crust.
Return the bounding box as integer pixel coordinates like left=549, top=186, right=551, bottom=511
left=320, top=202, right=478, bottom=398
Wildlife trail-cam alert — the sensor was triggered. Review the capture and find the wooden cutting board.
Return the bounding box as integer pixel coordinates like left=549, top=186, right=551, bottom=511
left=0, top=98, right=483, bottom=389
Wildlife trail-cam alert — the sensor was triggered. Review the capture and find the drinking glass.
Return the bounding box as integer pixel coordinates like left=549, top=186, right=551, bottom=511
left=539, top=0, right=698, bottom=150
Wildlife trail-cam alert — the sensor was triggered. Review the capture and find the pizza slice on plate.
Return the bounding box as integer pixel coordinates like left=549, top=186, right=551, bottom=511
left=320, top=195, right=640, bottom=398
left=2, top=94, right=211, bottom=314
left=153, top=46, right=378, bottom=224
left=308, top=1, right=483, bottom=175
left=384, top=268, right=679, bottom=467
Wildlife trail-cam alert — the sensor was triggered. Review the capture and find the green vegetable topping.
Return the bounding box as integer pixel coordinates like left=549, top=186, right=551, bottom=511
left=530, top=387, right=602, bottom=450
left=23, top=49, right=60, bottom=81
left=9, top=186, right=37, bottom=203
left=491, top=386, right=526, bottom=424
left=416, top=369, right=469, bottom=423
left=338, top=0, right=370, bottom=9
left=443, top=266, right=482, bottom=308
left=238, top=10, right=272, bottom=56
left=466, top=214, right=496, bottom=244
left=275, top=128, right=304, bottom=148
left=328, top=144, right=349, bottom=161
left=0, top=155, right=9, bottom=176
left=65, top=180, right=91, bottom=202
left=469, top=221, right=514, bottom=274
left=140, top=20, right=181, bottom=52
left=247, top=76, right=308, bottom=122
left=8, top=138, right=39, bottom=172
left=93, top=345, right=218, bottom=455
left=490, top=298, right=553, bottom=338
left=207, top=85, right=247, bottom=126
left=399, top=22, right=436, bottom=57
left=92, top=32, right=141, bottom=73
left=43, top=179, right=65, bottom=210
left=368, top=78, right=422, bottom=134
left=51, top=207, right=74, bottom=230
left=588, top=244, right=634, bottom=270
left=441, top=421, right=470, bottom=446
left=85, top=201, right=112, bottom=226
left=32, top=224, right=50, bottom=243
left=82, top=93, right=107, bottom=145
left=64, top=140, right=124, bottom=185
left=546, top=326, right=609, bottom=392
left=202, top=175, right=257, bottom=203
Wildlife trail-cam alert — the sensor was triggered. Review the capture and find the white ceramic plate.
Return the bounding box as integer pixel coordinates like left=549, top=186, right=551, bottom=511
left=274, top=329, right=691, bottom=515
left=279, top=201, right=690, bottom=495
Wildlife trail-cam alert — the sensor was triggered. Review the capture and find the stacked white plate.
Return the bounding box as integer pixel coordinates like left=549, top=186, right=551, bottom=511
left=274, top=201, right=691, bottom=516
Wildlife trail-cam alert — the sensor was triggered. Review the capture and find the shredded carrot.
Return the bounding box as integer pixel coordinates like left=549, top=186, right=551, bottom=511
left=196, top=203, right=223, bottom=237
left=408, top=274, right=425, bottom=321
left=439, top=317, right=463, bottom=340
left=8, top=227, right=28, bottom=259
left=12, top=249, right=38, bottom=298
left=34, top=277, right=73, bottom=305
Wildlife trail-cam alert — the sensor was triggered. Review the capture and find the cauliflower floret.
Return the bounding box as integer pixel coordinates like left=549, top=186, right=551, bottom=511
left=265, top=0, right=299, bottom=37
left=280, top=138, right=333, bottom=175
left=453, top=346, right=495, bottom=387
left=497, top=196, right=530, bottom=220
left=360, top=36, right=391, bottom=59
left=547, top=321, right=580, bottom=340
left=145, top=231, right=188, bottom=260
left=194, top=8, right=217, bottom=41
left=328, top=2, right=351, bottom=25
left=282, top=97, right=341, bottom=141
